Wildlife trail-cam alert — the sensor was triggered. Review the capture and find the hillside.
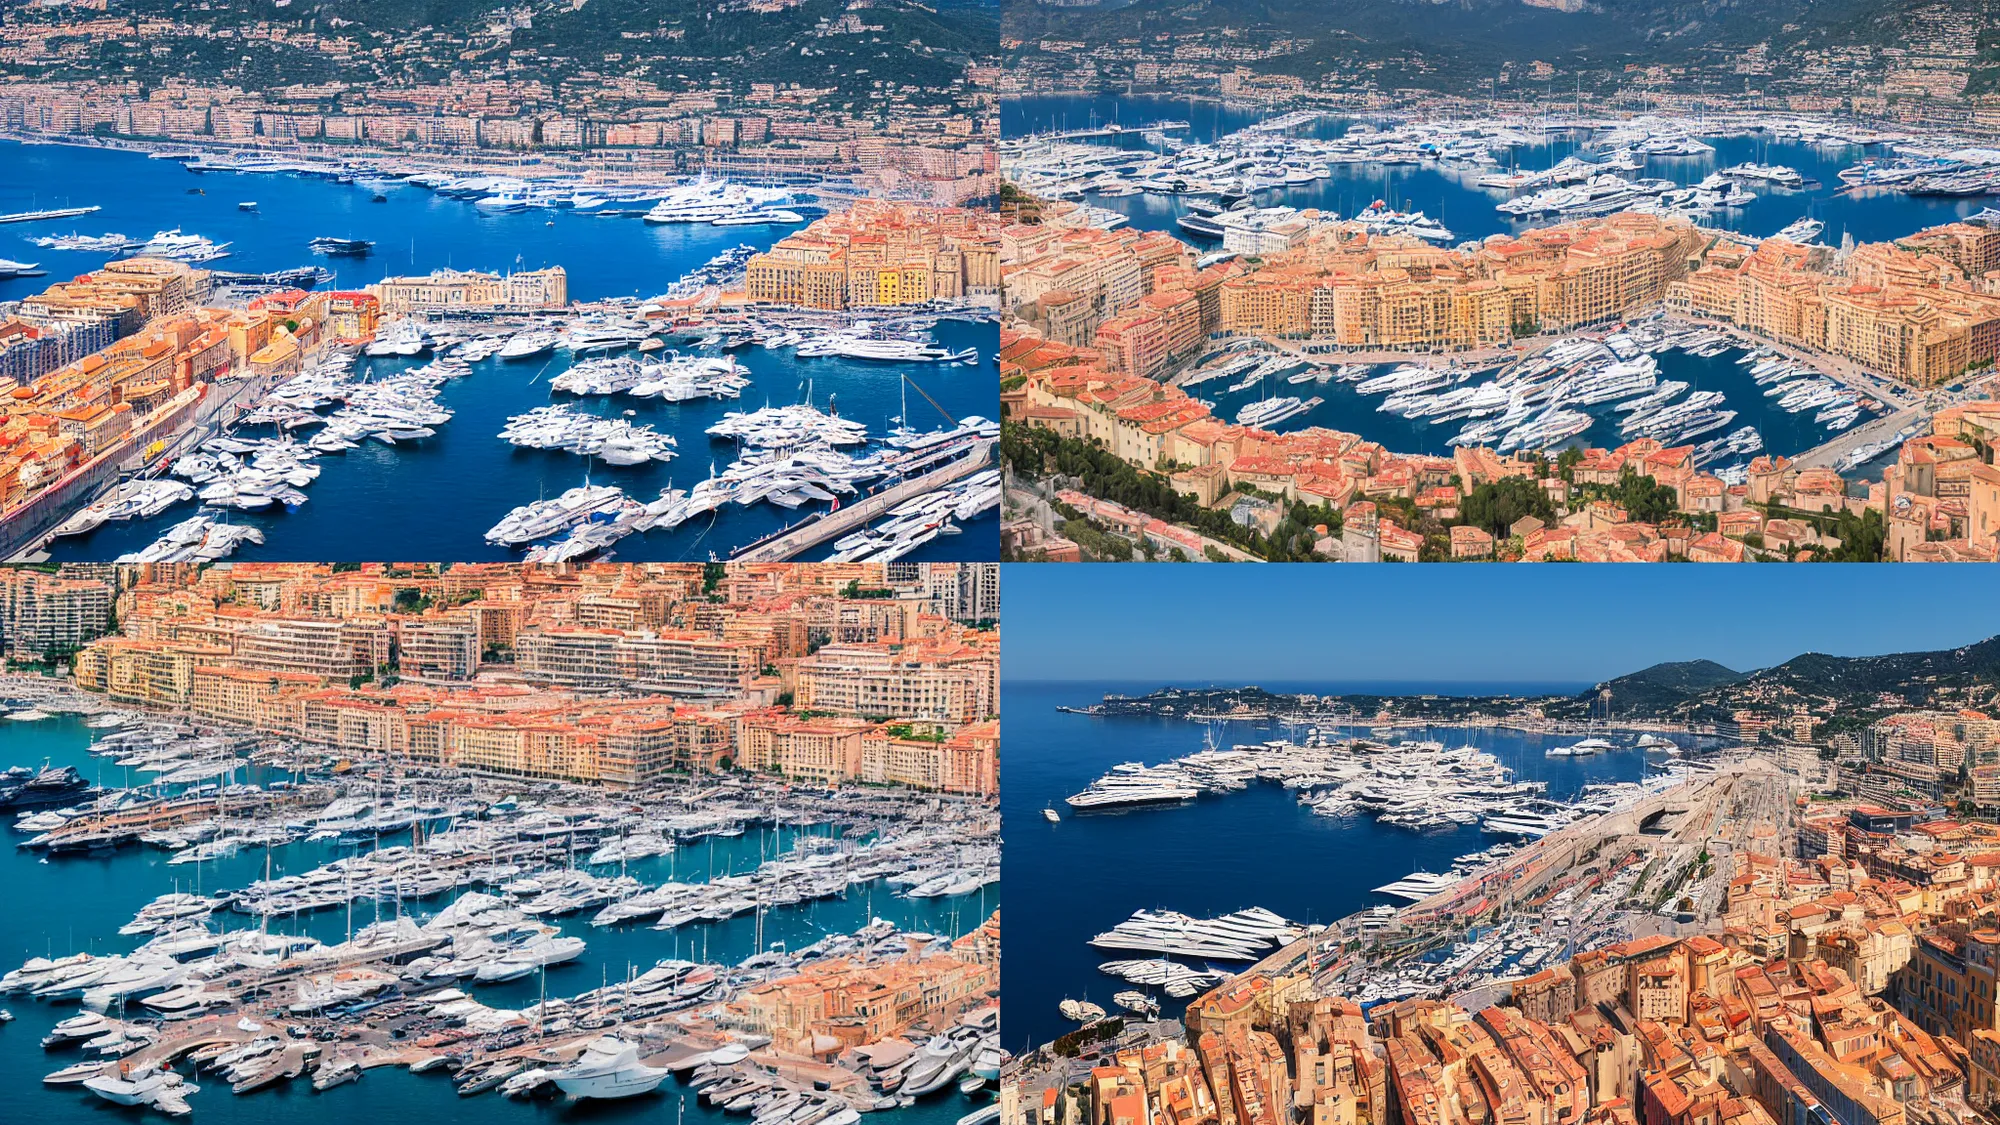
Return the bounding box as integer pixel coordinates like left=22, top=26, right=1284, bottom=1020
left=5, top=0, right=998, bottom=109
left=1006, top=0, right=1997, bottom=98
left=1579, top=660, right=1746, bottom=719
left=1545, top=636, right=2000, bottom=723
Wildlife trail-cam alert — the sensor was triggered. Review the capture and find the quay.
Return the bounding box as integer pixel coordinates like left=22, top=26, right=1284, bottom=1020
left=1788, top=403, right=1924, bottom=470
left=1, top=366, right=277, bottom=564
left=733, top=440, right=995, bottom=561
left=1027, top=120, right=1191, bottom=142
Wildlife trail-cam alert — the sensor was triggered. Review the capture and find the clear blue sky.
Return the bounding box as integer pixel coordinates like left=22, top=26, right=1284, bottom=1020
left=1003, top=565, right=2000, bottom=686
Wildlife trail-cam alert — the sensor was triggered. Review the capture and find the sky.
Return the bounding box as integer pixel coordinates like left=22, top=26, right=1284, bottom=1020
left=1002, top=564, right=2000, bottom=687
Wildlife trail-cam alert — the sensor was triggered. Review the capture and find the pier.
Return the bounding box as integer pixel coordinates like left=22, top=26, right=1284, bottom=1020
left=731, top=439, right=994, bottom=561
left=1788, top=403, right=1924, bottom=471
left=1028, top=120, right=1190, bottom=142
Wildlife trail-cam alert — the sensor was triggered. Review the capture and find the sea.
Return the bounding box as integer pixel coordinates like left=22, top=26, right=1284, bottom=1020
left=998, top=678, right=1706, bottom=1054
left=1001, top=94, right=1998, bottom=477
left=0, top=140, right=997, bottom=561
left=1002, top=94, right=1999, bottom=246
left=0, top=710, right=994, bottom=1125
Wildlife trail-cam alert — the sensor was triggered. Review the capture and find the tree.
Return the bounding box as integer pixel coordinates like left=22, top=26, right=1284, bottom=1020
left=1609, top=467, right=1680, bottom=525
left=1459, top=476, right=1554, bottom=538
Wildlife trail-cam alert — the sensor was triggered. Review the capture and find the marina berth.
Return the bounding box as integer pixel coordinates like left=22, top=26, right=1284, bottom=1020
left=1089, top=907, right=1306, bottom=960
left=499, top=405, right=679, bottom=465
left=0, top=663, right=1001, bottom=1123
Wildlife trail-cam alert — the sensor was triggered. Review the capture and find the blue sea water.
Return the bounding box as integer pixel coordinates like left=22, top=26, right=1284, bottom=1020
left=0, top=140, right=997, bottom=561
left=997, top=679, right=1694, bottom=1053
left=1194, top=343, right=1851, bottom=466
left=1002, top=94, right=1999, bottom=246
left=0, top=711, right=994, bottom=1125
left=1002, top=95, right=1964, bottom=475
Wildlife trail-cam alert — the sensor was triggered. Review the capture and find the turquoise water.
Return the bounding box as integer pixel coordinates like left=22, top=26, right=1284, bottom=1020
left=0, top=140, right=998, bottom=562
left=0, top=712, right=995, bottom=1125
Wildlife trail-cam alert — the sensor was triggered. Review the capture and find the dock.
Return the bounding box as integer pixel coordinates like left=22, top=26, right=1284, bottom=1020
left=1787, top=404, right=1924, bottom=471
left=732, top=439, right=994, bottom=561
left=1028, top=121, right=1190, bottom=142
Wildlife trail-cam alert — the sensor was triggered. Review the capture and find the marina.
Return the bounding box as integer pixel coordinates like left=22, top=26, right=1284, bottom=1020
left=1167, top=315, right=1908, bottom=479
left=1005, top=677, right=1710, bottom=1051
left=1002, top=97, right=2000, bottom=248
left=0, top=695, right=998, bottom=1125
left=0, top=141, right=998, bottom=562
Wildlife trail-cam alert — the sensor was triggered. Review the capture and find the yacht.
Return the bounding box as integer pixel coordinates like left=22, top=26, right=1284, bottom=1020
left=83, top=1065, right=198, bottom=1110
left=308, top=236, right=374, bottom=257
left=551, top=1037, right=670, bottom=1100
left=365, top=319, right=427, bottom=358
left=1545, top=737, right=1615, bottom=757
left=565, top=320, right=652, bottom=355
left=1372, top=871, right=1460, bottom=902
left=1089, top=907, right=1299, bottom=959
left=474, top=186, right=533, bottom=212
left=472, top=935, right=587, bottom=982
left=498, top=330, right=560, bottom=360
left=712, top=208, right=805, bottom=226
left=1481, top=809, right=1574, bottom=838
left=1236, top=396, right=1318, bottom=429
left=1719, top=162, right=1804, bottom=188
left=1065, top=763, right=1201, bottom=810
left=1771, top=217, right=1825, bottom=245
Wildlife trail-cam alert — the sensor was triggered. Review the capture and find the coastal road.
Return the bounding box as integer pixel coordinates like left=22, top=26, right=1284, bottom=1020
left=732, top=440, right=994, bottom=561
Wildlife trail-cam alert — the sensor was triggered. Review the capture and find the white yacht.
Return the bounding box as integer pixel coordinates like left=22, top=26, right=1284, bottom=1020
left=550, top=1037, right=670, bottom=1100
left=498, top=330, right=560, bottom=360
left=1372, top=871, right=1460, bottom=902
left=83, top=1066, right=198, bottom=1110
left=364, top=319, right=427, bottom=358
left=1481, top=810, right=1574, bottom=838
left=1065, top=763, right=1201, bottom=810
left=472, top=935, right=586, bottom=982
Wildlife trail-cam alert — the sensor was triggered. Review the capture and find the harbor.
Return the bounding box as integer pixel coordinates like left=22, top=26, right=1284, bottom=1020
left=0, top=141, right=999, bottom=563
left=1173, top=316, right=1922, bottom=482
left=1001, top=97, right=2000, bottom=247
left=1003, top=678, right=1722, bottom=1053
left=0, top=692, right=1000, bottom=1125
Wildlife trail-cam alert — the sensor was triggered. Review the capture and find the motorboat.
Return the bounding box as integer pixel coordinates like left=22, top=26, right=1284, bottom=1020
left=551, top=1036, right=670, bottom=1100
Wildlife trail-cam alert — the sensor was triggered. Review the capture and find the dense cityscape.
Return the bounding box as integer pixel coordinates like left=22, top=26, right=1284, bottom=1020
left=997, top=148, right=2000, bottom=561
left=0, top=560, right=999, bottom=1119
left=999, top=570, right=2000, bottom=1125
left=0, top=0, right=999, bottom=200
